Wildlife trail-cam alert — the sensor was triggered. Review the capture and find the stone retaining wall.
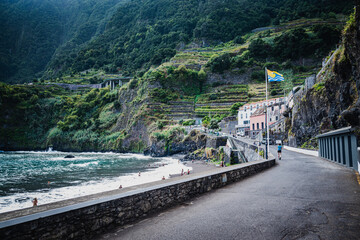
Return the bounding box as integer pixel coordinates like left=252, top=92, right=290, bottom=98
left=205, top=136, right=227, bottom=149
left=0, top=159, right=275, bottom=240
left=232, top=137, right=264, bottom=162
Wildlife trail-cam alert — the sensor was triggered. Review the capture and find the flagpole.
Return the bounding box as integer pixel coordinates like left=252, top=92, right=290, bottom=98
left=265, top=67, right=268, bottom=159
left=267, top=74, right=270, bottom=159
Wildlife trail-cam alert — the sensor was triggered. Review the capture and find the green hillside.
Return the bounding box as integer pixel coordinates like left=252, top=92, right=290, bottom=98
left=0, top=0, right=352, bottom=83
left=0, top=0, right=128, bottom=83
left=49, top=0, right=352, bottom=78
left=0, top=1, right=356, bottom=154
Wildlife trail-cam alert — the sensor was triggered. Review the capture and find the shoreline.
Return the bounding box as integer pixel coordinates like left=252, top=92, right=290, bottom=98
left=0, top=152, right=218, bottom=214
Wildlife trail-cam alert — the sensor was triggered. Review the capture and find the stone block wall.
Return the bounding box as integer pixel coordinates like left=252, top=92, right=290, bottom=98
left=205, top=136, right=227, bottom=149
left=232, top=137, right=264, bottom=162
left=0, top=159, right=275, bottom=240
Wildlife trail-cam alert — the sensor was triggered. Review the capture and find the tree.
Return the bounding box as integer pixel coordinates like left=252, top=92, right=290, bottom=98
left=209, top=119, right=220, bottom=129
left=230, top=102, right=244, bottom=116
left=207, top=53, right=231, bottom=73
left=248, top=38, right=272, bottom=60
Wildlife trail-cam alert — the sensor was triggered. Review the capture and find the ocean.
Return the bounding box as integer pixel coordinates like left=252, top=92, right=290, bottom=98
left=0, top=150, right=191, bottom=213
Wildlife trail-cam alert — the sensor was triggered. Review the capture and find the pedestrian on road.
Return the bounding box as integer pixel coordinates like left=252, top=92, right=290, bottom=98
left=278, top=144, right=282, bottom=160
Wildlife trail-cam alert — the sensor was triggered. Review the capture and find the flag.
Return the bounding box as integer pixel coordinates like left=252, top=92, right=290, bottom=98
left=267, top=69, right=284, bottom=82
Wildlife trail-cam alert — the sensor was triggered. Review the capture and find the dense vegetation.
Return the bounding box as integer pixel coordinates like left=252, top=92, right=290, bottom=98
left=55, top=0, right=352, bottom=77
left=0, top=83, right=125, bottom=151
left=0, top=0, right=127, bottom=83
left=206, top=24, right=342, bottom=74
left=0, top=0, right=352, bottom=83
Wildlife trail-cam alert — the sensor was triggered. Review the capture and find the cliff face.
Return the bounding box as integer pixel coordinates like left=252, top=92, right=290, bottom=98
left=289, top=7, right=360, bottom=147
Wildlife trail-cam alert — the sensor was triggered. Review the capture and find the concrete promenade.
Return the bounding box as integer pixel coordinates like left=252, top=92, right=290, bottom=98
left=97, top=147, right=360, bottom=240
left=284, top=145, right=319, bottom=157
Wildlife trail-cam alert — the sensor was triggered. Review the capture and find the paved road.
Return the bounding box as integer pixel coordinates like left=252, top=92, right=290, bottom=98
left=97, top=147, right=360, bottom=240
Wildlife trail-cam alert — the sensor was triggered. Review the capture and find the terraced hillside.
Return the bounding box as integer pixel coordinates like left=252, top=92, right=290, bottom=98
left=42, top=17, right=345, bottom=123
left=146, top=17, right=344, bottom=121
left=195, top=84, right=248, bottom=116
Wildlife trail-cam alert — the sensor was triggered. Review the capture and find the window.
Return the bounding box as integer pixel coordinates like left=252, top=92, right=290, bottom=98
left=244, top=107, right=247, bottom=112
left=252, top=124, right=255, bottom=130
left=271, top=106, right=274, bottom=111
left=261, top=122, right=264, bottom=129
left=257, top=105, right=259, bottom=109
left=250, top=106, right=252, bottom=111
left=257, top=123, right=259, bottom=130
left=276, top=116, right=278, bottom=121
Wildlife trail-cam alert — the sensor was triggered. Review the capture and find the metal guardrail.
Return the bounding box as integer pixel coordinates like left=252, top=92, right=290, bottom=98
left=317, top=127, right=359, bottom=172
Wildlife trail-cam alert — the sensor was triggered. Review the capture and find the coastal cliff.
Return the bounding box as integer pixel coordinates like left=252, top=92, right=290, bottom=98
left=288, top=7, right=360, bottom=147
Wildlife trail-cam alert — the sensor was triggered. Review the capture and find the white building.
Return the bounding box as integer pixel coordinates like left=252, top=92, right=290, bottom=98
left=236, top=97, right=287, bottom=136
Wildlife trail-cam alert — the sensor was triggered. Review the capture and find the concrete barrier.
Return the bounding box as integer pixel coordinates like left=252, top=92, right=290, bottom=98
left=284, top=146, right=319, bottom=157
left=0, top=159, right=275, bottom=240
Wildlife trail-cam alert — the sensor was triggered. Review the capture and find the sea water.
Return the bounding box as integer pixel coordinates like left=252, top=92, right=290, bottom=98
left=0, top=151, right=191, bottom=213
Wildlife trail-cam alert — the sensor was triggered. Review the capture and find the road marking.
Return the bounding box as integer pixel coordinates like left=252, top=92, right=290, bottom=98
left=355, top=171, right=360, bottom=185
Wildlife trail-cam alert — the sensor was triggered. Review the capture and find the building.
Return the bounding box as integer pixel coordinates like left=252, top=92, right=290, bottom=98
left=236, top=97, right=286, bottom=136
left=249, top=99, right=286, bottom=138
left=249, top=107, right=266, bottom=138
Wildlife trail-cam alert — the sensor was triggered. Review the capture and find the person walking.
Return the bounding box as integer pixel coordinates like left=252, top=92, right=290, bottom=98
left=277, top=144, right=282, bottom=160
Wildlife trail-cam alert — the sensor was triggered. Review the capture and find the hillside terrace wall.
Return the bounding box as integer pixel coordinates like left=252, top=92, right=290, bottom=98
left=0, top=159, right=275, bottom=240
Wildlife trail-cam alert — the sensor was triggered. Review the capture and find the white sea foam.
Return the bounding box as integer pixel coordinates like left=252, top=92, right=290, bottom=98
left=69, top=161, right=99, bottom=168
left=0, top=154, right=191, bottom=213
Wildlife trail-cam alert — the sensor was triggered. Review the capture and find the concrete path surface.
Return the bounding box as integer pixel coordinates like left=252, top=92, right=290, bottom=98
left=96, top=147, right=360, bottom=240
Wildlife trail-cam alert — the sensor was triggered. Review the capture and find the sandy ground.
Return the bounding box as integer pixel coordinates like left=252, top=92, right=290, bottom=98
left=169, top=154, right=219, bottom=178
left=182, top=160, right=219, bottom=174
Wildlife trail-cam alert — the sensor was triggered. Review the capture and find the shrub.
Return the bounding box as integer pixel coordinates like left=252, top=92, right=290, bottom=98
left=234, top=35, right=244, bottom=44
left=182, top=119, right=195, bottom=126
left=157, top=121, right=165, bottom=129
left=209, top=119, right=220, bottom=129
left=230, top=102, right=244, bottom=116
left=129, top=78, right=138, bottom=89
left=251, top=70, right=264, bottom=83
left=207, top=53, right=231, bottom=73
left=209, top=94, right=217, bottom=100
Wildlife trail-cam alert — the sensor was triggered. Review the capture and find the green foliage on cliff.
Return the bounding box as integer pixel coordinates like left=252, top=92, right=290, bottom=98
left=206, top=24, right=343, bottom=75
left=148, top=65, right=206, bottom=96
left=0, top=82, right=129, bottom=151
left=313, top=82, right=325, bottom=92
left=0, top=83, right=70, bottom=149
